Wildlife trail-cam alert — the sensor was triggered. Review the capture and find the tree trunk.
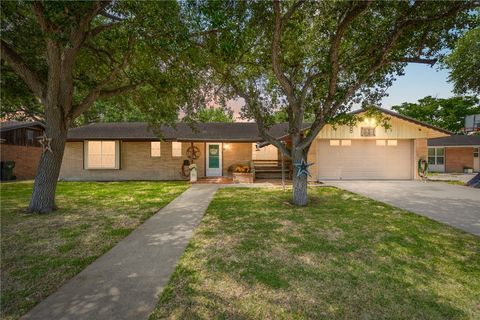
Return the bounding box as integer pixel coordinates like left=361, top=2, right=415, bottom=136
left=28, top=115, right=68, bottom=213
left=291, top=146, right=309, bottom=206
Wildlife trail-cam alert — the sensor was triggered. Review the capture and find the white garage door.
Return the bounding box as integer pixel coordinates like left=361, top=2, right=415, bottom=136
left=316, top=139, right=413, bottom=180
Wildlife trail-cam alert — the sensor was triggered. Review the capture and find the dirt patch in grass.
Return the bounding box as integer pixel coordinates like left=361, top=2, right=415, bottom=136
left=0, top=181, right=188, bottom=320
left=151, top=186, right=480, bottom=319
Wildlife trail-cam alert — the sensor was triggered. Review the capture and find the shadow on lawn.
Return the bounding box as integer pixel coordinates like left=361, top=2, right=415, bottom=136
left=152, top=187, right=479, bottom=319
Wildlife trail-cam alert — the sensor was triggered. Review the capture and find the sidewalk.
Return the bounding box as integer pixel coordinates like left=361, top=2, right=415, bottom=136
left=23, top=184, right=220, bottom=320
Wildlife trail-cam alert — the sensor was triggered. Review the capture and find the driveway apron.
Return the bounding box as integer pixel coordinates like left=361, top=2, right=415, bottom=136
left=327, top=180, right=480, bottom=236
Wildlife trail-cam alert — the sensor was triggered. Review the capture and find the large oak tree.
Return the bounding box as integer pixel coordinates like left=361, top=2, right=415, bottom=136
left=190, top=0, right=477, bottom=205
left=1, top=1, right=202, bottom=212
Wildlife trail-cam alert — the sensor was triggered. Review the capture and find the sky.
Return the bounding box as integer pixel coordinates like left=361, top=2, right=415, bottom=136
left=228, top=63, right=455, bottom=121
left=380, top=64, right=454, bottom=109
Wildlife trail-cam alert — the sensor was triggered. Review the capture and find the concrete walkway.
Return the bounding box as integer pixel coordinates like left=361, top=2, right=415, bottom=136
left=327, top=181, right=480, bottom=236
left=23, top=184, right=220, bottom=320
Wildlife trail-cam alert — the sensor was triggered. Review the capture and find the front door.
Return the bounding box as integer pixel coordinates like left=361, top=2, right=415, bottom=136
left=206, top=143, right=222, bottom=176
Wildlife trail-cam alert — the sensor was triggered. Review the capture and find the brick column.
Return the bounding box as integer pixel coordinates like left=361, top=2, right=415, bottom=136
left=414, top=138, right=427, bottom=180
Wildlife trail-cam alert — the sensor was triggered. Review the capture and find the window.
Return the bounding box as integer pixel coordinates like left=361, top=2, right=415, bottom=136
left=361, top=127, right=376, bottom=137
left=387, top=140, right=398, bottom=146
left=474, top=147, right=479, bottom=158
left=172, top=142, right=182, bottom=157
left=330, top=140, right=340, bottom=146
left=85, top=141, right=119, bottom=169
left=151, top=141, right=161, bottom=157
left=376, top=140, right=386, bottom=146
left=428, top=147, right=444, bottom=166
left=341, top=140, right=351, bottom=146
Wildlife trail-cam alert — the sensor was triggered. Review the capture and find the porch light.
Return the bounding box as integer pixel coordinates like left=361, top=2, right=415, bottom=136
left=223, top=143, right=230, bottom=150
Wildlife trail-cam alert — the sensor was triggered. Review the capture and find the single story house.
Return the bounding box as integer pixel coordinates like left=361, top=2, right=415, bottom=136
left=428, top=135, right=480, bottom=173
left=59, top=108, right=449, bottom=182
left=0, top=121, right=45, bottom=180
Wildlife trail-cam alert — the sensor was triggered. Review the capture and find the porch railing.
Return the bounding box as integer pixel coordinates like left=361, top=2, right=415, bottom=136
left=252, top=159, right=292, bottom=179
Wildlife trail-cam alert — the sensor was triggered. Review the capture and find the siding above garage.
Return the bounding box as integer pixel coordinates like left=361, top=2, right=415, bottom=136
left=316, top=115, right=448, bottom=140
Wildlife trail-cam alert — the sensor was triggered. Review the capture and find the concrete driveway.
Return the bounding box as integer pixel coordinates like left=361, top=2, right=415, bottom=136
left=327, top=180, right=480, bottom=236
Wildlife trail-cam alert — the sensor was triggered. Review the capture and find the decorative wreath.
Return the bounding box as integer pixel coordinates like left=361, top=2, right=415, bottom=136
left=418, top=159, right=428, bottom=179
left=186, top=146, right=201, bottom=160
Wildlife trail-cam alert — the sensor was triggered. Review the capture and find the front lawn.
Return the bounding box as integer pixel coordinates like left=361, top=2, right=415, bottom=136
left=151, top=187, right=480, bottom=319
left=0, top=181, right=188, bottom=320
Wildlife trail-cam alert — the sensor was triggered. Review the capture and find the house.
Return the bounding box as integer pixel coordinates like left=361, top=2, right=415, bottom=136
left=0, top=121, right=45, bottom=180
left=59, top=108, right=449, bottom=181
left=428, top=135, right=480, bottom=173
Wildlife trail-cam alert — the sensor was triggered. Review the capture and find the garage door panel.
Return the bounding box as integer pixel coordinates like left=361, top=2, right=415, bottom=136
left=316, top=139, right=412, bottom=180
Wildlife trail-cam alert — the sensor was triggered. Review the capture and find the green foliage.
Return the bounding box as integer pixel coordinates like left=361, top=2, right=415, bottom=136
left=0, top=1, right=205, bottom=125
left=192, top=106, right=234, bottom=123
left=392, top=96, right=480, bottom=133
left=444, top=28, right=480, bottom=95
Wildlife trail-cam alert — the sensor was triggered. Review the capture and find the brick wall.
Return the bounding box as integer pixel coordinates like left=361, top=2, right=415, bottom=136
left=414, top=138, right=427, bottom=180
left=222, top=143, right=252, bottom=176
left=445, top=147, right=474, bottom=173
left=59, top=141, right=253, bottom=181
left=0, top=144, right=42, bottom=179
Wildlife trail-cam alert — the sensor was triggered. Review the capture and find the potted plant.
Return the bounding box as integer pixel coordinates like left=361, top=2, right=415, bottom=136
left=232, top=164, right=254, bottom=183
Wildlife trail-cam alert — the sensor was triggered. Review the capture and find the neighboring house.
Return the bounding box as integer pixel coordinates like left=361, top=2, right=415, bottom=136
left=428, top=135, right=480, bottom=173
left=0, top=121, right=45, bottom=180
left=59, top=108, right=449, bottom=181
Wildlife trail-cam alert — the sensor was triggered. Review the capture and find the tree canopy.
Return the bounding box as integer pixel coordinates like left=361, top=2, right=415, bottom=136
left=392, top=95, right=480, bottom=133
left=188, top=0, right=477, bottom=205
left=0, top=0, right=206, bottom=212
left=192, top=106, right=235, bottom=123
left=444, top=27, right=480, bottom=95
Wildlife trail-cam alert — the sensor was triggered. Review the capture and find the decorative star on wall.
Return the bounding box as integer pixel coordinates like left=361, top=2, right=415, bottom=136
left=294, top=159, right=314, bottom=177
left=37, top=134, right=53, bottom=153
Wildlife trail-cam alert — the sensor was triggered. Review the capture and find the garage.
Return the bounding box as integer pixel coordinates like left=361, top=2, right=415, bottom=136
left=316, top=139, right=413, bottom=180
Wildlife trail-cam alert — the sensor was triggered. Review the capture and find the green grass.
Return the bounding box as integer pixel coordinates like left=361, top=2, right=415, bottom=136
left=0, top=181, right=189, bottom=320
left=151, top=187, right=480, bottom=320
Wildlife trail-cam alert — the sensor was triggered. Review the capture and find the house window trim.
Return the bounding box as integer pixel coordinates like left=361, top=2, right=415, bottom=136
left=172, top=141, right=182, bottom=157
left=428, top=147, right=445, bottom=166
left=151, top=141, right=161, bottom=157
left=474, top=147, right=479, bottom=158
left=84, top=140, right=120, bottom=170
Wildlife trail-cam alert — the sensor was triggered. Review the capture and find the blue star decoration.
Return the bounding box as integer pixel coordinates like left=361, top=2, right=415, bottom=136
left=294, top=159, right=314, bottom=177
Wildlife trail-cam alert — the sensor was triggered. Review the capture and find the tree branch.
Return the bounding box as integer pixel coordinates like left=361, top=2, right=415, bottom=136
left=69, top=35, right=135, bottom=119
left=326, top=1, right=371, bottom=103
left=272, top=0, right=296, bottom=107
left=88, top=22, right=121, bottom=38
left=298, top=0, right=469, bottom=151
left=282, top=0, right=306, bottom=24
left=397, top=57, right=438, bottom=66
left=227, top=73, right=291, bottom=157
left=0, top=40, right=46, bottom=102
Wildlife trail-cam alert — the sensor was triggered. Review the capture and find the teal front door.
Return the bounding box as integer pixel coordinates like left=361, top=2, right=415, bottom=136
left=206, top=143, right=222, bottom=176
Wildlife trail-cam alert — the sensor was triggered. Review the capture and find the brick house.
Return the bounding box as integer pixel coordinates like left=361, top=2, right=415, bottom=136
left=428, top=135, right=480, bottom=173
left=0, top=121, right=45, bottom=180
left=59, top=108, right=449, bottom=182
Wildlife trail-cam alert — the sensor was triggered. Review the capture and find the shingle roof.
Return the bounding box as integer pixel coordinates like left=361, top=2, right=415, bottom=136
left=428, top=135, right=480, bottom=147
left=67, top=122, right=292, bottom=142
left=0, top=121, right=45, bottom=133
left=67, top=107, right=452, bottom=143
